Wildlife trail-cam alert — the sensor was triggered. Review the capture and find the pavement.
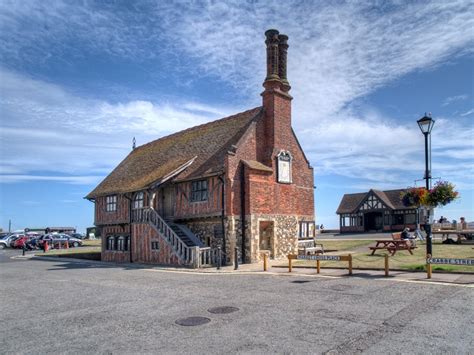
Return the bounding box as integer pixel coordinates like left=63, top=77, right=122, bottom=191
left=1, top=251, right=473, bottom=354
left=7, top=248, right=473, bottom=286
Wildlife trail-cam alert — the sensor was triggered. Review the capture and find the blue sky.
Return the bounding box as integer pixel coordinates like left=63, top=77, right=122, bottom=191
left=0, top=1, right=473, bottom=232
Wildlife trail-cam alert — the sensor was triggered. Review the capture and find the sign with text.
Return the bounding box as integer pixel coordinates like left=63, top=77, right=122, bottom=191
left=427, top=258, right=473, bottom=266
left=297, top=255, right=341, bottom=261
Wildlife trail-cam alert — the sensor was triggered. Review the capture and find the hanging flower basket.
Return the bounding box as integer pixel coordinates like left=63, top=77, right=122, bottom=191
left=401, top=181, right=459, bottom=208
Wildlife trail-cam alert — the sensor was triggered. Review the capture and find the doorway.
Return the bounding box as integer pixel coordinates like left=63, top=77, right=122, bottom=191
left=161, top=186, right=174, bottom=218
left=259, top=221, right=274, bottom=258
left=364, top=212, right=383, bottom=232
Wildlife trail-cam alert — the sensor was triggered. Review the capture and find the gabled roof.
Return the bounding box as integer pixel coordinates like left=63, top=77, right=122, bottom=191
left=86, top=107, right=262, bottom=199
left=336, top=189, right=412, bottom=214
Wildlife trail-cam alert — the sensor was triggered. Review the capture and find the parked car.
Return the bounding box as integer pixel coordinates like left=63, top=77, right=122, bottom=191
left=67, top=233, right=85, bottom=240
left=7, top=234, right=25, bottom=247
left=37, top=234, right=83, bottom=248
left=0, top=234, right=10, bottom=249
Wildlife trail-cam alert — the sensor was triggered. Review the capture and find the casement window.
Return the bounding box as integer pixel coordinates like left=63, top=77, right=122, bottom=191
left=151, top=241, right=159, bottom=250
left=106, top=235, right=129, bottom=251
left=277, top=150, right=292, bottom=183
left=106, top=195, right=117, bottom=212
left=132, top=192, right=144, bottom=209
left=299, top=221, right=315, bottom=239
left=106, top=236, right=115, bottom=250
left=191, top=180, right=208, bottom=202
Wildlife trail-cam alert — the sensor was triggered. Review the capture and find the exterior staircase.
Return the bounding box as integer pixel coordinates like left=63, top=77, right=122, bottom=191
left=132, top=207, right=218, bottom=268
left=167, top=222, right=204, bottom=248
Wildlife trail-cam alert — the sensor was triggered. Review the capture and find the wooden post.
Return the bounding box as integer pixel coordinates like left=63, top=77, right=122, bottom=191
left=316, top=260, right=320, bottom=274
left=288, top=255, right=293, bottom=273
left=348, top=254, right=352, bottom=275
left=384, top=254, right=389, bottom=277
left=263, top=252, right=268, bottom=271
left=427, top=254, right=432, bottom=279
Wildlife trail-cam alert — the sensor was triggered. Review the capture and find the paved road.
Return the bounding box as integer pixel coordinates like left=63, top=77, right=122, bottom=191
left=0, top=255, right=473, bottom=354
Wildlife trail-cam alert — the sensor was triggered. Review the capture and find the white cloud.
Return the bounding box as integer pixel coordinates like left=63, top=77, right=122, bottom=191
left=0, top=1, right=473, bottom=193
left=442, top=94, right=468, bottom=106
left=0, top=68, right=238, bottom=182
left=0, top=175, right=101, bottom=184
left=460, top=109, right=474, bottom=116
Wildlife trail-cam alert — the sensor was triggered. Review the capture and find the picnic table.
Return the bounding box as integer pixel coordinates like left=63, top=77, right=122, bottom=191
left=369, top=240, right=416, bottom=256
left=432, top=229, right=474, bottom=243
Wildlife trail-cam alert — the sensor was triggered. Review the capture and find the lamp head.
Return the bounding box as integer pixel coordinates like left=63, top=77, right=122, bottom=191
left=417, top=114, right=435, bottom=134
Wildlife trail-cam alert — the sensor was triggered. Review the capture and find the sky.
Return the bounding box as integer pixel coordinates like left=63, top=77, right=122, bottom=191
left=0, top=0, right=473, bottom=232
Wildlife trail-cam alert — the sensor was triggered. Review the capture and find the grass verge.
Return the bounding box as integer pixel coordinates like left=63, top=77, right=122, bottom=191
left=276, top=240, right=474, bottom=273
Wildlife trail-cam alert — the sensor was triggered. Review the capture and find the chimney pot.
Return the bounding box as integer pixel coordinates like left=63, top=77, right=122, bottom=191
left=278, top=34, right=290, bottom=91
left=264, top=29, right=280, bottom=83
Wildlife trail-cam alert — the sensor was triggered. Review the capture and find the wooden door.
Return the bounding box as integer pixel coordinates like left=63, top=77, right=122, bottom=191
left=162, top=186, right=174, bottom=218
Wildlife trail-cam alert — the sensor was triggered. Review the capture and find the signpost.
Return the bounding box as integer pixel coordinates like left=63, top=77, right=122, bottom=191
left=426, top=256, right=473, bottom=278
left=288, top=254, right=352, bottom=275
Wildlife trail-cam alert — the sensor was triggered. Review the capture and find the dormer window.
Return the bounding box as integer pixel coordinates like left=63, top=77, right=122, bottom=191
left=132, top=191, right=144, bottom=209
left=277, top=150, right=292, bottom=183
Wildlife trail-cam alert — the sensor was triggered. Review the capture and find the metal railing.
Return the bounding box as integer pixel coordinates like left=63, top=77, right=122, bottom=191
left=132, top=208, right=198, bottom=267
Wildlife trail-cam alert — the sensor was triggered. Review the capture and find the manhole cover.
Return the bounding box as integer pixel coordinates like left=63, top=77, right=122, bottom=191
left=207, top=306, right=239, bottom=314
left=291, top=280, right=311, bottom=284
left=175, top=316, right=211, bottom=326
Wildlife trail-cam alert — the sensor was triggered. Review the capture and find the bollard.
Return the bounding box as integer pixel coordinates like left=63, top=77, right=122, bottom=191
left=217, top=247, right=222, bottom=270
left=234, top=247, right=239, bottom=270
left=65, top=240, right=69, bottom=249
left=22, top=244, right=26, bottom=256
left=427, top=254, right=432, bottom=279
left=288, top=255, right=293, bottom=273
left=348, top=254, right=353, bottom=275
left=44, top=241, right=49, bottom=252
left=317, top=260, right=320, bottom=274
left=263, top=252, right=268, bottom=271
left=384, top=254, right=389, bottom=277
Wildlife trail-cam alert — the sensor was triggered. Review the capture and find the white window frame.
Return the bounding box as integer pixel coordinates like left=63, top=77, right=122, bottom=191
left=106, top=195, right=117, bottom=212
left=133, top=192, right=144, bottom=209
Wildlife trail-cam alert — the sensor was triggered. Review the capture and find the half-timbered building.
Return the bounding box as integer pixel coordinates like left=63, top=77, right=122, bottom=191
left=86, top=29, right=315, bottom=267
left=336, top=189, right=418, bottom=233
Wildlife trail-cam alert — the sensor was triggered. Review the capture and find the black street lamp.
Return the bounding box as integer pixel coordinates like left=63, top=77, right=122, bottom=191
left=417, top=113, right=435, bottom=256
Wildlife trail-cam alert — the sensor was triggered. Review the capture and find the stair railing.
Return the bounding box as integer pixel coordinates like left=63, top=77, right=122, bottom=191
left=132, top=207, right=198, bottom=267
left=199, top=247, right=221, bottom=267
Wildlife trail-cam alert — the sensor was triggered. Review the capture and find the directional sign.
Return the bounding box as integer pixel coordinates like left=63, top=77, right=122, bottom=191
left=297, top=255, right=341, bottom=261
left=427, top=258, right=474, bottom=266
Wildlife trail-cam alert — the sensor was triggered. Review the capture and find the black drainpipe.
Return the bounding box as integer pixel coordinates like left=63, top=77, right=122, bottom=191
left=124, top=194, right=133, bottom=263
left=218, top=175, right=226, bottom=266
left=240, top=164, right=246, bottom=263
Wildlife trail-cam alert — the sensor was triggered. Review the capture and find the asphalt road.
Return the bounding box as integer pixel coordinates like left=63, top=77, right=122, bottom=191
left=1, top=254, right=473, bottom=354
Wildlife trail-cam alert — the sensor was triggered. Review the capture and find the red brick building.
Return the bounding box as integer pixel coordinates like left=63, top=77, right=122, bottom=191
left=86, top=29, right=315, bottom=267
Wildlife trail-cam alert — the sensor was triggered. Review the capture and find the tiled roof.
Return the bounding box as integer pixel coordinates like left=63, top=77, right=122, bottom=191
left=86, top=107, right=262, bottom=199
left=242, top=160, right=273, bottom=172
left=336, top=189, right=412, bottom=214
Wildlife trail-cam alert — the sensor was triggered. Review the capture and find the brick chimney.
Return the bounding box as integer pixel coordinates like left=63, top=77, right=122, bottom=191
left=260, top=29, right=293, bottom=164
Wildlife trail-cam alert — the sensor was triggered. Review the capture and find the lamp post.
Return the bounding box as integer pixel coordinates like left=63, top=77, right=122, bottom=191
left=417, top=113, right=435, bottom=256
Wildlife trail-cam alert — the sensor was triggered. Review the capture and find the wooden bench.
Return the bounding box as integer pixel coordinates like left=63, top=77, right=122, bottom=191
left=392, top=232, right=402, bottom=240
left=298, top=239, right=324, bottom=255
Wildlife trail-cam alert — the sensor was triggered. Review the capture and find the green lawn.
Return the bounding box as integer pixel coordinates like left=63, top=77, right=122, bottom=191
left=277, top=240, right=474, bottom=273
